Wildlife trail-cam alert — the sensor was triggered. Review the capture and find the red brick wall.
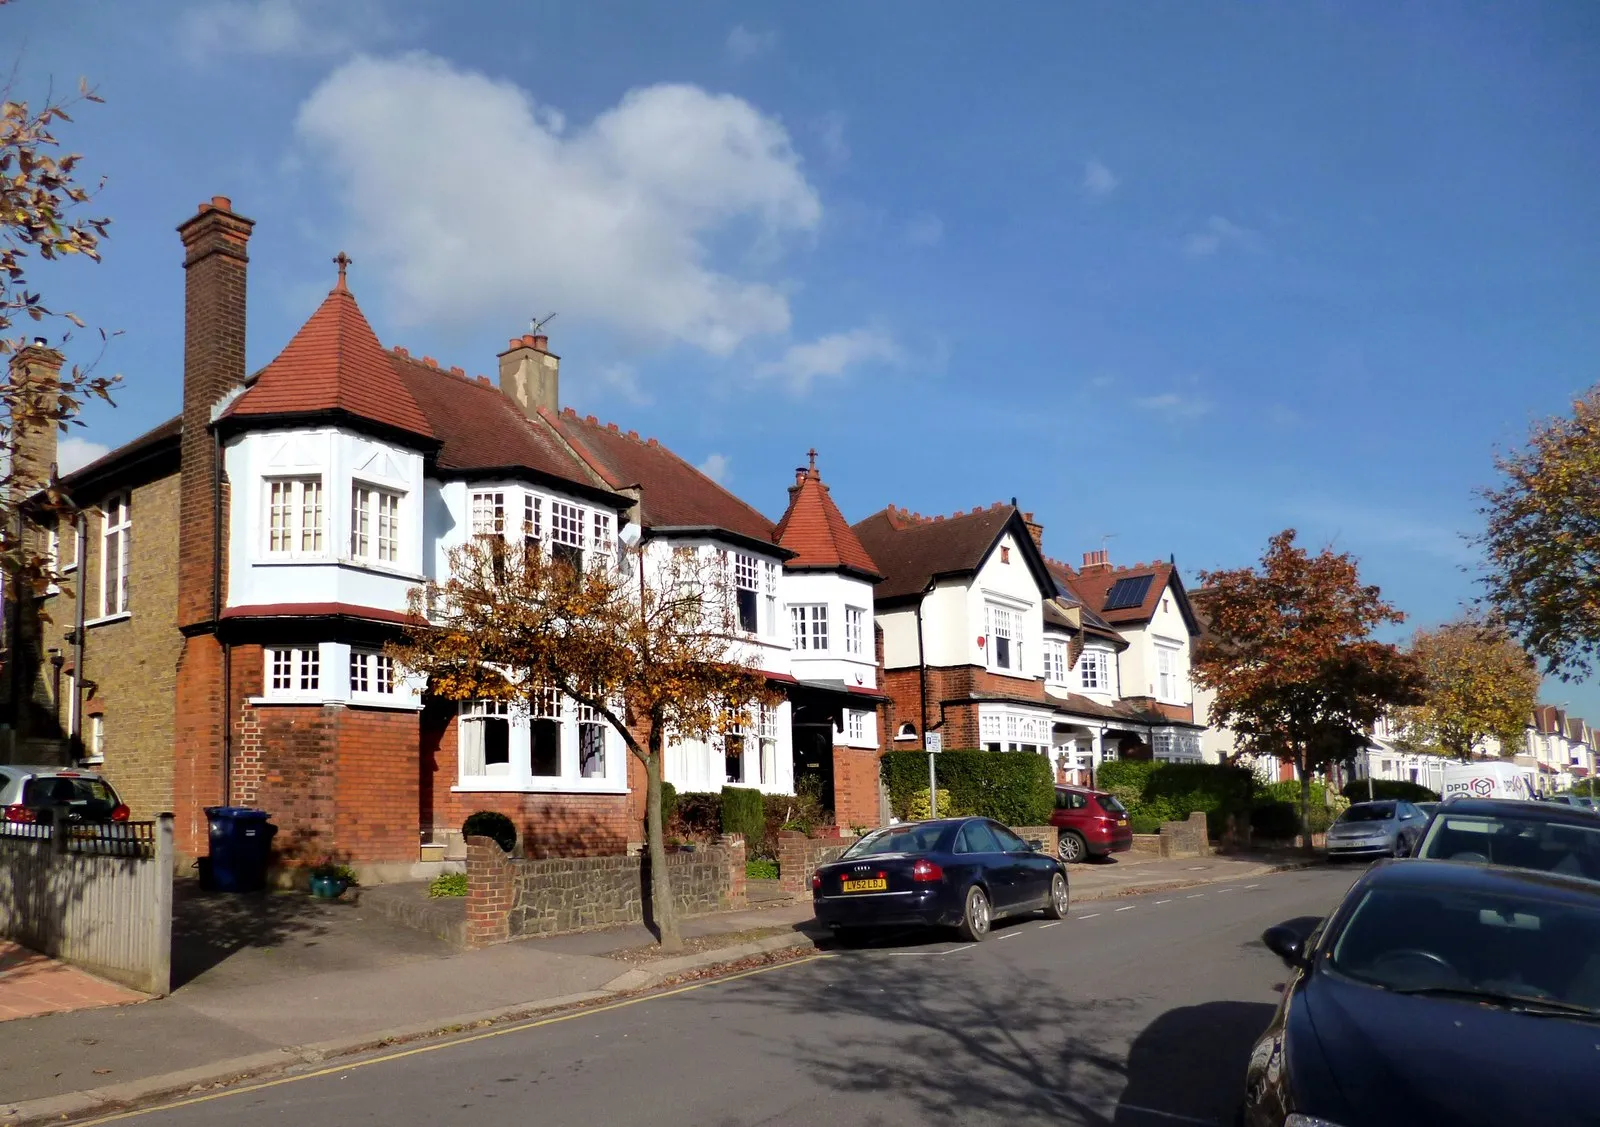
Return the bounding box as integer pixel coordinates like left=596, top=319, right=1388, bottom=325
left=879, top=664, right=1048, bottom=753
left=425, top=710, right=634, bottom=858
left=832, top=744, right=882, bottom=831
left=334, top=708, right=422, bottom=863
left=247, top=703, right=339, bottom=863
left=172, top=634, right=225, bottom=859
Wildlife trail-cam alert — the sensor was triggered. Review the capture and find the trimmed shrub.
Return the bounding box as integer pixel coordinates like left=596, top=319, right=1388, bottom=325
left=462, top=810, right=516, bottom=853
left=881, top=750, right=1054, bottom=825
left=905, top=789, right=958, bottom=821
left=670, top=791, right=722, bottom=842
left=1340, top=778, right=1439, bottom=803
left=1129, top=814, right=1163, bottom=835
left=1250, top=802, right=1300, bottom=841
left=1257, top=780, right=1343, bottom=833
left=660, top=781, right=679, bottom=825
left=1098, top=760, right=1256, bottom=836
left=720, top=786, right=765, bottom=849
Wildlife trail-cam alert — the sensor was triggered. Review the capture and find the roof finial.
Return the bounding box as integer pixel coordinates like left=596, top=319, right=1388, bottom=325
left=807, top=447, right=817, bottom=474
left=333, top=251, right=353, bottom=291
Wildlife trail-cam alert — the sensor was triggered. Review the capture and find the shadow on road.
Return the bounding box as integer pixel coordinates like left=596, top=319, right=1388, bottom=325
left=1114, top=1000, right=1275, bottom=1125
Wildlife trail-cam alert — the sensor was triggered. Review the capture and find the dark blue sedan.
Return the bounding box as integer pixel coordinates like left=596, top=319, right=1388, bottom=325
left=811, top=817, right=1070, bottom=942
left=1245, top=859, right=1600, bottom=1126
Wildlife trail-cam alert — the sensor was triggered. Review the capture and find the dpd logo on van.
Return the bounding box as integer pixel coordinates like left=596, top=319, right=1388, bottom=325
left=1470, top=777, right=1495, bottom=797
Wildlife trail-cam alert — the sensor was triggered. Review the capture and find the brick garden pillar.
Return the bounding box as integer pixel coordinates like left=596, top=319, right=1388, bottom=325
left=778, top=831, right=807, bottom=897
left=465, top=835, right=514, bottom=948
left=718, top=833, right=748, bottom=910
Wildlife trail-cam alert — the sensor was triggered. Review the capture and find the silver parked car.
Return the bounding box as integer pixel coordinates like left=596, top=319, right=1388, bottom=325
left=1324, top=800, right=1427, bottom=860
left=0, top=764, right=128, bottom=832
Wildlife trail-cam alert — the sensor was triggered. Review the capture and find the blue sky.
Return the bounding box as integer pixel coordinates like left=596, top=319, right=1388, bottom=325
left=10, top=1, right=1600, bottom=713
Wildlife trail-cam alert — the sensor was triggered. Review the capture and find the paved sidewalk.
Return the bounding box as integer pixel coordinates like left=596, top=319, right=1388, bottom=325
left=0, top=943, right=145, bottom=1023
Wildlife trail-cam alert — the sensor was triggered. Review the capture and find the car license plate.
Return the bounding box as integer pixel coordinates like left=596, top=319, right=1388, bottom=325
left=1117, top=818, right=1128, bottom=826
left=841, top=878, right=887, bottom=892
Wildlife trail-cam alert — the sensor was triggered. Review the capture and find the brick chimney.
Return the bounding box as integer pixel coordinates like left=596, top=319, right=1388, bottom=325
left=1022, top=510, right=1043, bottom=551
left=175, top=196, right=253, bottom=628
left=498, top=333, right=560, bottom=418
left=1081, top=548, right=1111, bottom=575
left=8, top=339, right=65, bottom=497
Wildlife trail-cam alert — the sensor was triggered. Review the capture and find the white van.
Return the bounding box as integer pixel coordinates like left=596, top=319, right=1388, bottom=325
left=1442, top=761, right=1538, bottom=803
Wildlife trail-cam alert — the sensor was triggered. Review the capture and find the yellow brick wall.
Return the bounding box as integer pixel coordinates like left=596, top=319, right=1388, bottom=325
left=37, top=472, right=183, bottom=818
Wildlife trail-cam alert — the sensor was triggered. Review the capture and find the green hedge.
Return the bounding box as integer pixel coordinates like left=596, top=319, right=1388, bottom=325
left=660, top=781, right=679, bottom=825
left=1250, top=802, right=1300, bottom=840
left=881, top=750, right=1054, bottom=826
left=1098, top=760, right=1256, bottom=837
left=670, top=792, right=722, bottom=842
left=1256, top=780, right=1340, bottom=833
left=1340, top=778, right=1440, bottom=803
left=462, top=810, right=516, bottom=853
left=720, top=786, right=765, bottom=849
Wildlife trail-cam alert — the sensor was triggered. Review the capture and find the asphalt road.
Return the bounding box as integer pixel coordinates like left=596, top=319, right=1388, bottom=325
left=97, top=866, right=1359, bottom=1127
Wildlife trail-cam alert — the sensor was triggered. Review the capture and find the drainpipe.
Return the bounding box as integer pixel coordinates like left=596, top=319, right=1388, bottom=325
left=71, top=510, right=87, bottom=756
left=213, top=427, right=232, bottom=806
left=914, top=595, right=929, bottom=745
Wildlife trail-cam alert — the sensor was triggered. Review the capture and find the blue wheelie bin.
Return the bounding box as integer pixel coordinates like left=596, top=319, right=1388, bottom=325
left=203, top=807, right=275, bottom=892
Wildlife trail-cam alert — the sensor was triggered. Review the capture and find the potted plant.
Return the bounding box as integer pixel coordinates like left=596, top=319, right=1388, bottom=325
left=309, top=860, right=359, bottom=899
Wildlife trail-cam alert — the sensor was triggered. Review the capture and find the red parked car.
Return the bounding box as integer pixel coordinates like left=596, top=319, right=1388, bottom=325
left=1051, top=786, right=1133, bottom=863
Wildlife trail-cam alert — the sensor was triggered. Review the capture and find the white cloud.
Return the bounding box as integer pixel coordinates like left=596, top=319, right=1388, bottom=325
left=904, top=211, right=944, bottom=247
left=1184, top=215, right=1261, bottom=257
left=725, top=25, right=778, bottom=63
left=593, top=363, right=652, bottom=406
left=57, top=436, right=110, bottom=474
left=1133, top=392, right=1213, bottom=420
left=178, top=0, right=390, bottom=60
left=697, top=453, right=730, bottom=484
left=296, top=55, right=822, bottom=356
left=756, top=328, right=901, bottom=392
left=1082, top=158, right=1119, bottom=199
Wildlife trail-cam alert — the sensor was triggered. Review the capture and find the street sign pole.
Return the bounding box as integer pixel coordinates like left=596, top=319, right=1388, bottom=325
left=925, top=732, right=942, bottom=819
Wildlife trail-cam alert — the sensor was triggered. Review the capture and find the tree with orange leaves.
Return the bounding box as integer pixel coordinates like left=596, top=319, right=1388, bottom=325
left=1195, top=530, right=1423, bottom=851
left=391, top=536, right=776, bottom=949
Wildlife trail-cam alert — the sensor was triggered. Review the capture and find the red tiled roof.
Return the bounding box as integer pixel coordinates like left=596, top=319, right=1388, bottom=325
left=1065, top=560, right=1176, bottom=625
left=228, top=282, right=433, bottom=440
left=388, top=354, right=604, bottom=491
left=773, top=454, right=880, bottom=579
left=546, top=409, right=777, bottom=544
left=851, top=503, right=1019, bottom=602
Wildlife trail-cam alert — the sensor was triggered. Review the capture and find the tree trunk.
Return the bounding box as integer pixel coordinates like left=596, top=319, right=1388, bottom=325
left=644, top=723, right=682, bottom=951
left=1298, top=754, right=1316, bottom=856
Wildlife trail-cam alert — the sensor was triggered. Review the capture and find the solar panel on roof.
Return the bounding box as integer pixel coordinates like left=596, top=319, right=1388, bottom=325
left=1103, top=574, right=1154, bottom=612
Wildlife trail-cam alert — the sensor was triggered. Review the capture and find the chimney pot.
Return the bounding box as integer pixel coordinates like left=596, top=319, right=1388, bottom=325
left=423, top=356, right=437, bottom=368
left=795, top=468, right=806, bottom=485
left=531, top=334, right=548, bottom=350
left=521, top=334, right=537, bottom=347
left=500, top=331, right=560, bottom=419
left=395, top=346, right=409, bottom=357
left=449, top=365, right=464, bottom=376
left=210, top=195, right=232, bottom=211
left=585, top=414, right=598, bottom=424
left=476, top=375, right=491, bottom=386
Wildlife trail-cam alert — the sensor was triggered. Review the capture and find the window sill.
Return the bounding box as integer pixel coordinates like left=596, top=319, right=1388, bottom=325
left=982, top=666, right=1034, bottom=681
left=85, top=612, right=131, bottom=629
left=337, top=558, right=426, bottom=582
left=246, top=695, right=343, bottom=707
left=349, top=697, right=423, bottom=712
left=452, top=779, right=629, bottom=795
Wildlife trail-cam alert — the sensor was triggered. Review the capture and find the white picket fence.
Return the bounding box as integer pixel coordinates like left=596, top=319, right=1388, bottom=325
left=0, top=814, right=173, bottom=994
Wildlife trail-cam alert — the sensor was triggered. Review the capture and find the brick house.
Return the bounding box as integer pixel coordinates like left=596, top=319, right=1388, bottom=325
left=854, top=502, right=1208, bottom=787
left=0, top=196, right=882, bottom=875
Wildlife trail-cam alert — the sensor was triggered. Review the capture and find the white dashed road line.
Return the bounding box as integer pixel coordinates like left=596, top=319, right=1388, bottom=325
left=1079, top=913, right=1101, bottom=919
left=1245, top=883, right=1261, bottom=889
left=1039, top=922, right=1062, bottom=929
left=1187, top=894, right=1205, bottom=899
left=1215, top=887, right=1237, bottom=894
left=998, top=932, right=1020, bottom=941
left=1154, top=899, right=1172, bottom=905
left=1115, top=905, right=1136, bottom=912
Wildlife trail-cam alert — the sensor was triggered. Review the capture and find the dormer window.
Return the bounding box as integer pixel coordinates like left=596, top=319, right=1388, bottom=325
left=984, top=602, right=1021, bottom=673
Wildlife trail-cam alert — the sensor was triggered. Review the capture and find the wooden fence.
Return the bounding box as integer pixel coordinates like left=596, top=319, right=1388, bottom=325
left=0, top=815, right=173, bottom=994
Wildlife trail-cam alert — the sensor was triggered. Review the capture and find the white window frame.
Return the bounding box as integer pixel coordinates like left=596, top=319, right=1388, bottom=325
left=1043, top=639, right=1069, bottom=685
left=350, top=483, right=402, bottom=565
left=471, top=491, right=506, bottom=538
left=1156, top=642, right=1182, bottom=702
left=459, top=699, right=513, bottom=778
left=723, top=712, right=749, bottom=785
left=452, top=691, right=628, bottom=794
left=100, top=493, right=131, bottom=618
left=85, top=713, right=104, bottom=762
left=1078, top=648, right=1110, bottom=692
left=550, top=500, right=585, bottom=570
left=349, top=649, right=397, bottom=699
left=732, top=553, right=761, bottom=636
left=984, top=601, right=1023, bottom=673
left=757, top=703, right=779, bottom=785
left=790, top=604, right=828, bottom=652
left=846, top=710, right=865, bottom=743
left=844, top=606, right=866, bottom=657
left=264, top=477, right=323, bottom=559
left=763, top=563, right=779, bottom=638
left=264, top=646, right=322, bottom=700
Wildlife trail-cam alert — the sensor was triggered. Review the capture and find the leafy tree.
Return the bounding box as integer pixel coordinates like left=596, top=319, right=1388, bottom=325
left=2, top=42, right=117, bottom=593
left=1194, top=530, right=1423, bottom=851
left=391, top=537, right=775, bottom=950
left=1480, top=385, right=1600, bottom=681
left=1390, top=614, right=1540, bottom=762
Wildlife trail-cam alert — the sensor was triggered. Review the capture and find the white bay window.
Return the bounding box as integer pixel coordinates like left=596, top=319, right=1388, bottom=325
left=455, top=689, right=625, bottom=793
left=351, top=484, right=400, bottom=564
left=266, top=478, right=322, bottom=557
left=790, top=604, right=828, bottom=651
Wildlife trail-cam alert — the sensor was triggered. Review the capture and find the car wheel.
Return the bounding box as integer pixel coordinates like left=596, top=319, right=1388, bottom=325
left=956, top=885, right=992, bottom=942
left=1057, top=831, right=1086, bottom=864
left=1043, top=873, right=1069, bottom=920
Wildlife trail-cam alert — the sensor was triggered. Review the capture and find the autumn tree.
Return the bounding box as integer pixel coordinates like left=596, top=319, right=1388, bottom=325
left=391, top=536, right=776, bottom=950
left=1195, top=530, right=1423, bottom=851
left=1391, top=614, right=1540, bottom=762
left=1480, top=385, right=1600, bottom=682
left=2, top=43, right=117, bottom=593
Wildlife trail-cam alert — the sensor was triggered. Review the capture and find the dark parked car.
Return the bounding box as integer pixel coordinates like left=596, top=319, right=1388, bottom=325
left=1051, top=785, right=1132, bottom=863
left=811, top=817, right=1068, bottom=942
left=1324, top=800, right=1427, bottom=860
left=1547, top=794, right=1598, bottom=813
left=1244, top=860, right=1600, bottom=1127
left=1414, top=796, right=1600, bottom=883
